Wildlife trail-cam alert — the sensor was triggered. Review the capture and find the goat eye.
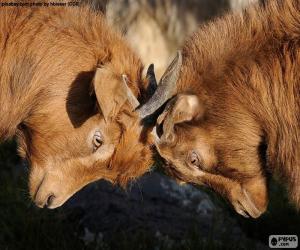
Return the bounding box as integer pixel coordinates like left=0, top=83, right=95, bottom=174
left=93, top=131, right=103, bottom=151
left=189, top=151, right=200, bottom=166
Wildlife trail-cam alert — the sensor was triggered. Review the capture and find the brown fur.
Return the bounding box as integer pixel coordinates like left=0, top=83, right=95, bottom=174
left=0, top=4, right=153, bottom=208
left=155, top=0, right=300, bottom=217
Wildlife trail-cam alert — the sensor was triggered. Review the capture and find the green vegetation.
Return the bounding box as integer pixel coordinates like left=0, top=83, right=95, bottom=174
left=0, top=140, right=299, bottom=250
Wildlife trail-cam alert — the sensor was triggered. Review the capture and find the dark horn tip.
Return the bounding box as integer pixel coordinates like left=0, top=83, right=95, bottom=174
left=147, top=63, right=154, bottom=72
left=146, top=63, right=157, bottom=97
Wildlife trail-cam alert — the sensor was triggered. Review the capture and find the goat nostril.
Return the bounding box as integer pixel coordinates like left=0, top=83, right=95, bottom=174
left=44, top=194, right=55, bottom=208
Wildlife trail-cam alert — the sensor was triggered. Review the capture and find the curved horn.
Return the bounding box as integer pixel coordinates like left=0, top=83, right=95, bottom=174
left=122, top=74, right=140, bottom=109
left=137, top=51, right=182, bottom=119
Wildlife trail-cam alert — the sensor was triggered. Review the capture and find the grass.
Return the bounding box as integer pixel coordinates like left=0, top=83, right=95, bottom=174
left=0, top=140, right=299, bottom=250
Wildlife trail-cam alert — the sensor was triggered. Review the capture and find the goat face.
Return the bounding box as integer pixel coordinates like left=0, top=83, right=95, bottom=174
left=142, top=52, right=268, bottom=218
left=153, top=93, right=268, bottom=218
left=16, top=67, right=153, bottom=209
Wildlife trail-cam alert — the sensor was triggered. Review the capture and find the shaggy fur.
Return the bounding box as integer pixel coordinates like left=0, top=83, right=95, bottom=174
left=156, top=0, right=300, bottom=215
left=0, top=4, right=153, bottom=207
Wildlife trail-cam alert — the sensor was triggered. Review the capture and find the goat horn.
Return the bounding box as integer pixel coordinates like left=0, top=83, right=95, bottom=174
left=121, top=62, right=158, bottom=111
left=137, top=51, right=182, bottom=119
left=122, top=74, right=140, bottom=109
left=146, top=64, right=157, bottom=97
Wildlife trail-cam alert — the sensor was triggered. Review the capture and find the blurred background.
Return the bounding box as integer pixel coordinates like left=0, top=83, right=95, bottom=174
left=1, top=1, right=300, bottom=249
left=86, top=0, right=259, bottom=78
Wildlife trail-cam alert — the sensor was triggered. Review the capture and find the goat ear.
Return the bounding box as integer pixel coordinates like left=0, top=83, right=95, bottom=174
left=93, top=67, right=139, bottom=122
left=157, top=94, right=204, bottom=144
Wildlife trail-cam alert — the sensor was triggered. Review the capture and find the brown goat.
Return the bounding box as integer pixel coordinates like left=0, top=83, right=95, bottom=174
left=0, top=5, right=155, bottom=208
left=145, top=0, right=300, bottom=218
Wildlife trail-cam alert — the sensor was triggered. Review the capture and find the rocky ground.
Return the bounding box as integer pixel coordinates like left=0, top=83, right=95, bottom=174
left=65, top=172, right=268, bottom=249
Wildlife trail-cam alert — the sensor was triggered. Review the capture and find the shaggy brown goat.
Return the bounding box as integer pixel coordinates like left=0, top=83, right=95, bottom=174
left=0, top=5, right=156, bottom=208
left=143, top=0, right=300, bottom=218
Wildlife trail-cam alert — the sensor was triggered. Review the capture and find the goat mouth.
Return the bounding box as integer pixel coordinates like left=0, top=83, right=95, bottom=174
left=232, top=188, right=264, bottom=218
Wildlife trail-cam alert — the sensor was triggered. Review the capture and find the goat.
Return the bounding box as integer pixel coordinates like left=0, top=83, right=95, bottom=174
left=0, top=4, right=156, bottom=208
left=141, top=0, right=300, bottom=218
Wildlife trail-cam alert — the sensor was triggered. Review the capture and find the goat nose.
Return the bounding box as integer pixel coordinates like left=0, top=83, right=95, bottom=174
left=44, top=194, right=56, bottom=208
